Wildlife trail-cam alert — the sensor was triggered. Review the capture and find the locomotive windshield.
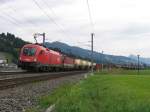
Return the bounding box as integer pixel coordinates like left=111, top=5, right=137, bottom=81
left=23, top=47, right=36, bottom=56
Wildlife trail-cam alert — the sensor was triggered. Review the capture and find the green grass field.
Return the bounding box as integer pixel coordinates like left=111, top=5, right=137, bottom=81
left=27, top=69, right=150, bottom=112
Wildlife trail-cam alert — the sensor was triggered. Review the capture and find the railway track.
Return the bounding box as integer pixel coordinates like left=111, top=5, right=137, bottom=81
left=0, top=71, right=71, bottom=76
left=0, top=71, right=88, bottom=90
left=0, top=70, right=85, bottom=75
left=0, top=71, right=30, bottom=75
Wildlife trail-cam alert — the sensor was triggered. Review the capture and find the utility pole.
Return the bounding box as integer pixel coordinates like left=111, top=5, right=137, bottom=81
left=137, top=54, right=140, bottom=74
left=101, top=51, right=104, bottom=71
left=43, top=33, right=45, bottom=45
left=91, top=33, right=94, bottom=73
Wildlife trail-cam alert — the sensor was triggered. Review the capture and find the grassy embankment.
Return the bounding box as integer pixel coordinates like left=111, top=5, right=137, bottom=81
left=0, top=52, right=14, bottom=63
left=27, top=69, right=150, bottom=112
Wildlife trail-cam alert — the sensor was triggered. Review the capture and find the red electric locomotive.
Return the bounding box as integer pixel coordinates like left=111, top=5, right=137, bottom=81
left=18, top=43, right=63, bottom=71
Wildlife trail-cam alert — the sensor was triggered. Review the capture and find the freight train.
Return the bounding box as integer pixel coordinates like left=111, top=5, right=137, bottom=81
left=18, top=43, right=97, bottom=72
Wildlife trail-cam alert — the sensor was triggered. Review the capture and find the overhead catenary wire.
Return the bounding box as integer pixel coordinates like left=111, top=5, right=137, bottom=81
left=41, top=0, right=59, bottom=20
left=86, top=0, right=95, bottom=32
left=7, top=5, right=43, bottom=36
left=0, top=15, right=20, bottom=27
left=1, top=12, right=34, bottom=34
left=8, top=6, right=38, bottom=28
left=0, top=14, right=26, bottom=32
left=0, top=7, right=34, bottom=34
left=0, top=0, right=69, bottom=44
left=7, top=4, right=53, bottom=43
left=39, top=0, right=70, bottom=41
left=1, top=12, right=22, bottom=26
left=42, top=0, right=96, bottom=48
left=32, top=0, right=68, bottom=37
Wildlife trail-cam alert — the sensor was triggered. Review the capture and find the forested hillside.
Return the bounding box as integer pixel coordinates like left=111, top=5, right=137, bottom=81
left=0, top=32, right=28, bottom=63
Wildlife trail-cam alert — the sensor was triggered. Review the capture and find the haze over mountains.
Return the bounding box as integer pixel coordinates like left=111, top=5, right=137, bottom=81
left=129, top=55, right=150, bottom=65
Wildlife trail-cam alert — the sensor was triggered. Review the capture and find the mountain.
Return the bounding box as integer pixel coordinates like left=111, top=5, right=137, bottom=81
left=44, top=41, right=138, bottom=65
left=129, top=55, right=150, bottom=65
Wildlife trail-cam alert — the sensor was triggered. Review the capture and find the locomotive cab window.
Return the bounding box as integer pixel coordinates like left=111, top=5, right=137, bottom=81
left=23, top=47, right=36, bottom=56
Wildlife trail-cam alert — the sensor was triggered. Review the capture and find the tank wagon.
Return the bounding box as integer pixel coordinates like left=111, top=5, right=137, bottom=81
left=18, top=43, right=96, bottom=72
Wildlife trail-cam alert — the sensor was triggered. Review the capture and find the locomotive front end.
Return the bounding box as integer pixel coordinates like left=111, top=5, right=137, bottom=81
left=18, top=44, right=39, bottom=70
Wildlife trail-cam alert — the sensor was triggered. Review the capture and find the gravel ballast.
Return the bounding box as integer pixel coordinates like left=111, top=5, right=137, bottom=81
left=0, top=73, right=86, bottom=112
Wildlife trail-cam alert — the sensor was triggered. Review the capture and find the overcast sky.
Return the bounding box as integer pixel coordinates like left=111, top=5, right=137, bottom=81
left=0, top=0, right=150, bottom=57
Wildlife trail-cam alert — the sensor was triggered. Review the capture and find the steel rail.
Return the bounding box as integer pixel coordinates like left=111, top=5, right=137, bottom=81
left=0, top=71, right=88, bottom=90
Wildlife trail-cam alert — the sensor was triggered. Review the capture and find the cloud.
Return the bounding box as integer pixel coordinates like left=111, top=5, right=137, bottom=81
left=0, top=0, right=12, bottom=4
left=1, top=0, right=150, bottom=57
left=119, top=23, right=150, bottom=36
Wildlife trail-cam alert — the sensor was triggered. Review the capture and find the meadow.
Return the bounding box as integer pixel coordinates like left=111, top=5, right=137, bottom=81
left=28, top=69, right=150, bottom=112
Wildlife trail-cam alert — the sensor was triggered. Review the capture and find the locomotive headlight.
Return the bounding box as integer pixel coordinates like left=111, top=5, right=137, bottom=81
left=33, top=58, right=37, bottom=62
